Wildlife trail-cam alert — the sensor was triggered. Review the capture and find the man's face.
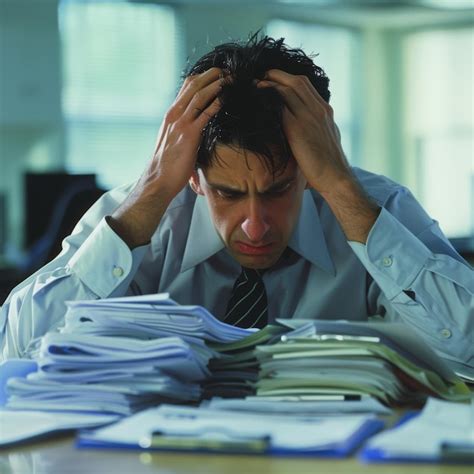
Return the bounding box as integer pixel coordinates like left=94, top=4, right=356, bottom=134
left=190, top=145, right=307, bottom=269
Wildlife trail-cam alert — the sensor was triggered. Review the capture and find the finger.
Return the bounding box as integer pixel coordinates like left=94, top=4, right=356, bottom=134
left=255, top=79, right=278, bottom=88
left=184, top=77, right=223, bottom=119
left=264, top=69, right=326, bottom=105
left=255, top=80, right=302, bottom=116
left=178, top=67, right=223, bottom=98
left=175, top=67, right=223, bottom=109
left=195, top=96, right=222, bottom=130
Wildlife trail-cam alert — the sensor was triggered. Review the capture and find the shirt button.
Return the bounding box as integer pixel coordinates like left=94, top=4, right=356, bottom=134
left=382, top=256, right=393, bottom=267
left=440, top=328, right=452, bottom=339
left=112, top=266, right=124, bottom=278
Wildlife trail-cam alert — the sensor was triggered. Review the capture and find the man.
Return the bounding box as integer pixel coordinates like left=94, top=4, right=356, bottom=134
left=1, top=36, right=472, bottom=369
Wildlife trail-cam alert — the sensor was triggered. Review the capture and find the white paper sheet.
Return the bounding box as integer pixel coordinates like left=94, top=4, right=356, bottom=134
left=204, top=395, right=392, bottom=415
left=0, top=410, right=118, bottom=446
left=363, top=397, right=474, bottom=459
left=64, top=293, right=257, bottom=343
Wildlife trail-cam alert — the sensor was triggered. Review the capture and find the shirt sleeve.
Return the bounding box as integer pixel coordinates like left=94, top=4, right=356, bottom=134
left=348, top=188, right=474, bottom=368
left=0, top=184, right=149, bottom=361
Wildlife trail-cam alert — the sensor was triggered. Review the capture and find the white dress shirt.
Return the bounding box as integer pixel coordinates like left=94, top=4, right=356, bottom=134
left=1, top=168, right=473, bottom=369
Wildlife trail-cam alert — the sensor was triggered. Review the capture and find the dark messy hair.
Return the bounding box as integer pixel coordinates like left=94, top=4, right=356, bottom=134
left=184, top=32, right=330, bottom=174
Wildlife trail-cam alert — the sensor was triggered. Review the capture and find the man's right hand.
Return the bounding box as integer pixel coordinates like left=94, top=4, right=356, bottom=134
left=109, top=68, right=224, bottom=248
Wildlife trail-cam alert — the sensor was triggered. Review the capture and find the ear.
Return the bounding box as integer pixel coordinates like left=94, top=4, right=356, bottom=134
left=189, top=170, right=205, bottom=195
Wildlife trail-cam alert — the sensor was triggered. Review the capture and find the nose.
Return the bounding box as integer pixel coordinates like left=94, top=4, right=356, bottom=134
left=241, top=198, right=270, bottom=243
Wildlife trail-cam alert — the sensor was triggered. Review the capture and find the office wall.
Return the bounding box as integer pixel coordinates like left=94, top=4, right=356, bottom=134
left=0, top=0, right=63, bottom=252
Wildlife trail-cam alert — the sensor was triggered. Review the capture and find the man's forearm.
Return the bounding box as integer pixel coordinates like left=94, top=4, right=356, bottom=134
left=109, top=186, right=173, bottom=249
left=319, top=175, right=380, bottom=243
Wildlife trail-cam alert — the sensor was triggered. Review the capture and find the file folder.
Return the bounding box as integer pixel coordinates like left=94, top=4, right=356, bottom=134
left=359, top=398, right=474, bottom=464
left=77, top=404, right=385, bottom=457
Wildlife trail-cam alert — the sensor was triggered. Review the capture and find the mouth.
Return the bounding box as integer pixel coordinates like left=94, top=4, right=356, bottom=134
left=234, top=241, right=275, bottom=256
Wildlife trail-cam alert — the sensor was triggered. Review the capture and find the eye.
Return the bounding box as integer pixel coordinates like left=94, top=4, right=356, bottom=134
left=216, top=190, right=243, bottom=200
left=266, top=181, right=293, bottom=196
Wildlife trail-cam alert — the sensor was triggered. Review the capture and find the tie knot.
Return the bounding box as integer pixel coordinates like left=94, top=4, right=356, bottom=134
left=242, top=267, right=264, bottom=281
left=224, top=266, right=268, bottom=329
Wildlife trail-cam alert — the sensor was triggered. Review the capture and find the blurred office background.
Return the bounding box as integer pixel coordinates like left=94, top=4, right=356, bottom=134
left=0, top=0, right=473, bottom=299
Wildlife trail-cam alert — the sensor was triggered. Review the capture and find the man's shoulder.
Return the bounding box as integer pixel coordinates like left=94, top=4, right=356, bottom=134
left=104, top=181, right=197, bottom=211
left=307, top=167, right=406, bottom=209
left=166, top=185, right=198, bottom=212
left=351, top=167, right=405, bottom=206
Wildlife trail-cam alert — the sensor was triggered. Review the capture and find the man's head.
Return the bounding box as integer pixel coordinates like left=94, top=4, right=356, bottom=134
left=185, top=33, right=330, bottom=173
left=187, top=34, right=330, bottom=269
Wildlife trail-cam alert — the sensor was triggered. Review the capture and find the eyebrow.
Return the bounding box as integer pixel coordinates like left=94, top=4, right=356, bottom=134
left=207, top=177, right=295, bottom=195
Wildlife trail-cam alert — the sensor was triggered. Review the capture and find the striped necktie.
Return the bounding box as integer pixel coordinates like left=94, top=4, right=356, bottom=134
left=224, top=267, right=268, bottom=329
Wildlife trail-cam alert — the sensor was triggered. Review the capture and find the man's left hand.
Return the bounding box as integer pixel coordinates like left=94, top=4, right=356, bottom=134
left=256, top=69, right=351, bottom=193
left=256, top=69, right=380, bottom=243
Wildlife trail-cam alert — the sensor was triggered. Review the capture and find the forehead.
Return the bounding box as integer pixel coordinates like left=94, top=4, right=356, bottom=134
left=202, top=144, right=296, bottom=184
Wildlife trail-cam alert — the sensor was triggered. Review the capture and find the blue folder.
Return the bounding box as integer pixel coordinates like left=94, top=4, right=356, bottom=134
left=0, top=359, right=37, bottom=406
left=359, top=412, right=421, bottom=463
left=359, top=410, right=474, bottom=464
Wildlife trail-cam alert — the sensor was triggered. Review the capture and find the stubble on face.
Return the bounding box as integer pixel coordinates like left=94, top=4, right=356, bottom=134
left=195, top=145, right=307, bottom=270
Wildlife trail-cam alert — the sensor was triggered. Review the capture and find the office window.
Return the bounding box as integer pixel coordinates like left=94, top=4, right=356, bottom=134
left=266, top=19, right=360, bottom=164
left=59, top=0, right=179, bottom=189
left=403, top=28, right=473, bottom=238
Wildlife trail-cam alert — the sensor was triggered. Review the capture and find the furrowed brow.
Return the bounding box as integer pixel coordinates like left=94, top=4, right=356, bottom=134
left=207, top=177, right=295, bottom=195
left=207, top=183, right=246, bottom=195
left=263, top=177, right=295, bottom=193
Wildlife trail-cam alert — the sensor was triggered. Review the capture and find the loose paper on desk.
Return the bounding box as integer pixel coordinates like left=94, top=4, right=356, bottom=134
left=360, top=397, right=474, bottom=463
left=0, top=410, right=118, bottom=447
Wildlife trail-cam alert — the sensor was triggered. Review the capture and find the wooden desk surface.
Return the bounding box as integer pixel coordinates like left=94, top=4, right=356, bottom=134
left=1, top=436, right=472, bottom=474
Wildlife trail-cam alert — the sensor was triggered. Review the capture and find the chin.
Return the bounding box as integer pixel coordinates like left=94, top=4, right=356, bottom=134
left=233, top=252, right=282, bottom=270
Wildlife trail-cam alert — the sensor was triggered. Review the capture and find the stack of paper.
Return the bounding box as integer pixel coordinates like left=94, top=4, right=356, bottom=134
left=62, top=293, right=255, bottom=343
left=204, top=325, right=286, bottom=398
left=254, top=320, right=470, bottom=407
left=5, top=333, right=212, bottom=415
left=77, top=404, right=384, bottom=457
left=4, top=294, right=256, bottom=416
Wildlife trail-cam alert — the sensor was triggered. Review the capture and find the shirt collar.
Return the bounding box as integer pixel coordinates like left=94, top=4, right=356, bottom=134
left=288, top=190, right=335, bottom=275
left=181, top=190, right=335, bottom=275
left=181, top=195, right=225, bottom=273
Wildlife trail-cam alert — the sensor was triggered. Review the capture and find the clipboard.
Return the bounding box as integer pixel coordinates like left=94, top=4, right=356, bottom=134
left=76, top=416, right=384, bottom=458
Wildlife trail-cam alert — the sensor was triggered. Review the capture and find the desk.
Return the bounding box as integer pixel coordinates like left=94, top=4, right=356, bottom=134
left=0, top=436, right=472, bottom=474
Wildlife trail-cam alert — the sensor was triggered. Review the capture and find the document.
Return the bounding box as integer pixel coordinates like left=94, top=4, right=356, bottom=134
left=255, top=320, right=470, bottom=406
left=2, top=294, right=258, bottom=416
left=276, top=319, right=459, bottom=382
left=4, top=334, right=212, bottom=415
left=360, top=397, right=474, bottom=463
left=204, top=325, right=286, bottom=399
left=63, top=293, right=257, bottom=343
left=77, top=404, right=384, bottom=456
left=0, top=410, right=118, bottom=447
left=204, top=395, right=392, bottom=415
